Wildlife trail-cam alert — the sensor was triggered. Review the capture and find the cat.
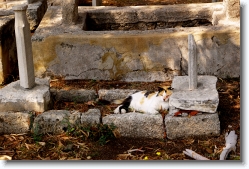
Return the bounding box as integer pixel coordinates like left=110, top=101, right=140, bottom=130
left=113, top=86, right=173, bottom=115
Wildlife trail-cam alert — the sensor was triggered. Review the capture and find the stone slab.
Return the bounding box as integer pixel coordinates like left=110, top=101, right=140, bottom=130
left=0, top=111, right=32, bottom=134
left=98, top=89, right=137, bottom=102
left=0, top=78, right=51, bottom=112
left=50, top=89, right=97, bottom=103
left=32, top=109, right=101, bottom=134
left=81, top=109, right=101, bottom=126
left=103, top=112, right=164, bottom=139
left=169, top=76, right=219, bottom=113
left=165, top=113, right=220, bottom=139
left=32, top=110, right=71, bottom=134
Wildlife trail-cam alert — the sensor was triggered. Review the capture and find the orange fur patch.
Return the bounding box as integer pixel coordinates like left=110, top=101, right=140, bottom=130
left=140, top=97, right=145, bottom=105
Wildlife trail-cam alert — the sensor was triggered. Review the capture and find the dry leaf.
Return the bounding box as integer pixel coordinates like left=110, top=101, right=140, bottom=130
left=117, top=154, right=134, bottom=160
left=198, top=140, right=211, bottom=146
left=58, top=140, right=64, bottom=149
left=112, top=128, right=121, bottom=138
left=38, top=142, right=46, bottom=146
left=85, top=101, right=95, bottom=106
left=206, top=148, right=213, bottom=154
left=0, top=155, right=12, bottom=160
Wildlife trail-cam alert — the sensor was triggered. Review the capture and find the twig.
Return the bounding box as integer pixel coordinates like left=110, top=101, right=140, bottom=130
left=127, top=149, right=145, bottom=154
left=183, top=149, right=210, bottom=160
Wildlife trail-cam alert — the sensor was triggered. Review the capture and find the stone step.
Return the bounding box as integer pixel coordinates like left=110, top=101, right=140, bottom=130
left=0, top=111, right=32, bottom=134
left=103, top=112, right=164, bottom=139
left=32, top=109, right=101, bottom=134
left=0, top=86, right=220, bottom=139
left=165, top=113, right=220, bottom=139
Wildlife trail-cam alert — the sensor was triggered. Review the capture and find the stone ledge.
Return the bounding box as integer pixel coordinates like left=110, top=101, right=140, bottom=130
left=50, top=88, right=97, bottom=103
left=0, top=111, right=32, bottom=134
left=103, top=112, right=164, bottom=139
left=98, top=89, right=137, bottom=102
left=165, top=113, right=220, bottom=139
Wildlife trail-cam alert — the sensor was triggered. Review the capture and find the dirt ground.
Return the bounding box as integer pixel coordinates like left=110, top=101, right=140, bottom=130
left=0, top=0, right=240, bottom=161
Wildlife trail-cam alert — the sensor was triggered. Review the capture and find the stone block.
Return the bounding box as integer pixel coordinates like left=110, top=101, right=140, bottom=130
left=27, top=0, right=48, bottom=31
left=0, top=78, right=51, bottom=112
left=50, top=89, right=97, bottom=102
left=32, top=110, right=71, bottom=134
left=169, top=76, right=219, bottom=113
left=0, top=111, right=32, bottom=134
left=103, top=113, right=164, bottom=139
left=32, top=109, right=100, bottom=134
left=81, top=109, right=101, bottom=126
left=165, top=113, right=220, bottom=139
left=98, top=89, right=137, bottom=102
left=62, top=0, right=78, bottom=24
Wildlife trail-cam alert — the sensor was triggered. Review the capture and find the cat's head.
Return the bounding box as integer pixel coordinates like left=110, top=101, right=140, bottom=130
left=157, top=86, right=174, bottom=101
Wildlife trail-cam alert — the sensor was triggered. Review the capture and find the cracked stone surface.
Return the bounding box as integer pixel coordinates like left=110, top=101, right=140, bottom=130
left=0, top=111, right=32, bottom=134
left=102, top=112, right=164, bottom=139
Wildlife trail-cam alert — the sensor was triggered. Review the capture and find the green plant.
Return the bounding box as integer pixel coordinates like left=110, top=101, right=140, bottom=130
left=81, top=123, right=118, bottom=145
left=32, top=123, right=43, bottom=142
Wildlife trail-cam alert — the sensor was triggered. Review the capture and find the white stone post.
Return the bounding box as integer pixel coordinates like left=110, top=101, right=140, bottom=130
left=13, top=4, right=35, bottom=89
left=188, top=34, right=197, bottom=90
left=92, top=0, right=102, bottom=6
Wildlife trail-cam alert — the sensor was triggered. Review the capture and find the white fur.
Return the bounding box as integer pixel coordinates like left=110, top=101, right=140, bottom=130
left=114, top=90, right=170, bottom=115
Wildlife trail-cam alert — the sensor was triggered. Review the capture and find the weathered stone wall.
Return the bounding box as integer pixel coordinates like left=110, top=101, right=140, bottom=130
left=32, top=4, right=240, bottom=82
left=0, top=15, right=18, bottom=84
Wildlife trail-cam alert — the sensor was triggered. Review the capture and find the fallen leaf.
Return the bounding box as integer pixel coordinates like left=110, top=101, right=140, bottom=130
left=58, top=140, right=64, bottom=149
left=38, top=142, right=46, bottom=146
left=0, top=155, right=12, bottom=160
left=206, top=148, right=213, bottom=154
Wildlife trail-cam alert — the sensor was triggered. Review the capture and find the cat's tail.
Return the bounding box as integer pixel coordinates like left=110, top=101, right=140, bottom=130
left=112, top=99, right=125, bottom=105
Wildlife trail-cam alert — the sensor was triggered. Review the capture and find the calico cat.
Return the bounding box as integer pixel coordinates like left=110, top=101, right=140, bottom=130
left=113, top=86, right=173, bottom=115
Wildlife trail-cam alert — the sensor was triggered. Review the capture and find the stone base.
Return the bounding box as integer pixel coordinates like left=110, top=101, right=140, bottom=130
left=0, top=111, right=32, bottom=134
left=169, top=76, right=219, bottom=114
left=165, top=113, right=220, bottom=139
left=103, top=113, right=164, bottom=139
left=0, top=78, right=51, bottom=112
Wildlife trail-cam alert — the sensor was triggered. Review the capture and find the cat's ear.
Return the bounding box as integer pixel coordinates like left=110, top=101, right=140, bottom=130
left=158, top=86, right=165, bottom=92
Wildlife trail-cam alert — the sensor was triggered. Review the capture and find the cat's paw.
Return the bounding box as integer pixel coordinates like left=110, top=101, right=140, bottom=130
left=148, top=110, right=160, bottom=115
left=114, top=107, right=127, bottom=114
left=114, top=107, right=120, bottom=114
left=121, top=109, right=127, bottom=114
